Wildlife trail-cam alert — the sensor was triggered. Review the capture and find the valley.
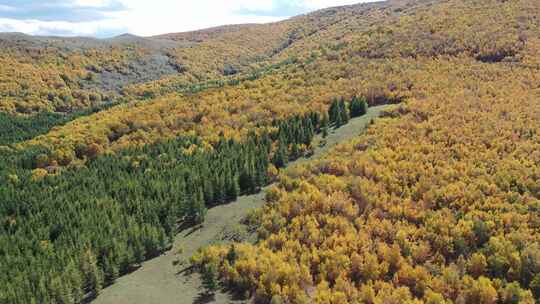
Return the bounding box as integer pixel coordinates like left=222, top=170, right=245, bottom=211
left=1, top=0, right=539, bottom=303
left=93, top=105, right=391, bottom=304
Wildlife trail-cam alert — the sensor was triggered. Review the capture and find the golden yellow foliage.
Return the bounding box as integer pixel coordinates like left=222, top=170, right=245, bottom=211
left=194, top=38, right=540, bottom=304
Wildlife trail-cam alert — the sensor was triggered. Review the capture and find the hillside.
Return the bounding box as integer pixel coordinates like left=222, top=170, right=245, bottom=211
left=0, top=2, right=367, bottom=116
left=8, top=0, right=540, bottom=164
left=93, top=105, right=391, bottom=304
left=194, top=57, right=540, bottom=304
left=0, top=0, right=539, bottom=303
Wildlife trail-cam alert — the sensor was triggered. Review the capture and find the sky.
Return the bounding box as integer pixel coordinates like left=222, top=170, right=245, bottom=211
left=0, top=0, right=374, bottom=38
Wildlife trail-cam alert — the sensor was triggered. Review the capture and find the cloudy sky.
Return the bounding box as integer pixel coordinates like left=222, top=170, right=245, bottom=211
left=0, top=0, right=374, bottom=38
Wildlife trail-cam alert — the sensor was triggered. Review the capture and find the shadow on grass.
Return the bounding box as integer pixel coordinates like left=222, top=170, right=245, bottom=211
left=176, top=220, right=203, bottom=235
left=193, top=291, right=215, bottom=304
left=177, top=264, right=195, bottom=276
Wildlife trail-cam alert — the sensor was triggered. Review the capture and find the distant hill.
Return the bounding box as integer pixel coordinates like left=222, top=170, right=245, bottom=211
left=0, top=0, right=391, bottom=115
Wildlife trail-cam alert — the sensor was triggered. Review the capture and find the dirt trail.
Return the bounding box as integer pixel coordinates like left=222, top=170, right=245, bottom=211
left=93, top=105, right=390, bottom=304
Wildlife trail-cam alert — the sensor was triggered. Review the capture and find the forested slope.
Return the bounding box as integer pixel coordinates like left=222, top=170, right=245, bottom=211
left=1, top=109, right=330, bottom=303
left=0, top=1, right=384, bottom=145
left=194, top=55, right=540, bottom=304
left=1, top=0, right=540, bottom=303
left=0, top=1, right=381, bottom=116
left=13, top=0, right=540, bottom=168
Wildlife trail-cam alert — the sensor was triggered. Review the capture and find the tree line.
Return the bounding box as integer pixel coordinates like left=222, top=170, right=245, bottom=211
left=0, top=101, right=120, bottom=146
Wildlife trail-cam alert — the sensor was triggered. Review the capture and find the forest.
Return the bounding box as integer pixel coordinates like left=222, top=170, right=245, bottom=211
left=1, top=0, right=539, bottom=303
left=13, top=0, right=538, bottom=168
left=190, top=48, right=540, bottom=304
left=193, top=62, right=540, bottom=303
left=0, top=102, right=120, bottom=146
left=0, top=102, right=360, bottom=303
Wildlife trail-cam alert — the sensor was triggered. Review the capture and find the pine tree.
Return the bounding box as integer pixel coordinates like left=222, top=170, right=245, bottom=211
left=103, top=255, right=119, bottom=282
left=303, top=117, right=314, bottom=145
left=310, top=112, right=320, bottom=131
left=350, top=96, right=368, bottom=117
left=272, top=140, right=289, bottom=168
left=339, top=98, right=350, bottom=124
left=203, top=178, right=214, bottom=205
left=50, top=275, right=72, bottom=304
left=335, top=109, right=343, bottom=127
left=328, top=98, right=339, bottom=124
left=194, top=189, right=207, bottom=223
left=227, top=174, right=240, bottom=199
left=261, top=132, right=272, bottom=154
left=349, top=96, right=361, bottom=117
left=81, top=249, right=104, bottom=295
left=187, top=189, right=207, bottom=223
left=214, top=173, right=226, bottom=203
left=255, top=153, right=269, bottom=187
left=201, top=262, right=219, bottom=295
left=226, top=244, right=237, bottom=264
left=359, top=97, right=368, bottom=116
left=239, top=170, right=255, bottom=194
left=65, top=260, right=83, bottom=303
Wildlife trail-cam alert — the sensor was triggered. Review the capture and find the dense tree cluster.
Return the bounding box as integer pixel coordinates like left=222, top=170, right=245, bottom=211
left=24, top=0, right=539, bottom=162
left=0, top=0, right=367, bottom=116
left=192, top=56, right=540, bottom=303
left=0, top=43, right=133, bottom=114
left=0, top=111, right=322, bottom=304
left=0, top=102, right=119, bottom=146
left=349, top=96, right=368, bottom=118
left=1, top=0, right=537, bottom=119
left=1, top=1, right=540, bottom=303
left=328, top=98, right=350, bottom=128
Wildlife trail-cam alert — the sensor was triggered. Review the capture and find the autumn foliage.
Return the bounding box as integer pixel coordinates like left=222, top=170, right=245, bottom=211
left=192, top=39, right=540, bottom=304
left=1, top=0, right=540, bottom=303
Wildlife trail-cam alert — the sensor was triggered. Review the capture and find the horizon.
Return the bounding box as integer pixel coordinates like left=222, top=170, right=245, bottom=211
left=0, top=0, right=380, bottom=38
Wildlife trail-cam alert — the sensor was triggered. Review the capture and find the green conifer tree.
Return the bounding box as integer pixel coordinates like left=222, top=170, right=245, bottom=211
left=272, top=140, right=289, bottom=168
left=322, top=125, right=329, bottom=139
left=328, top=98, right=339, bottom=124
left=339, top=98, right=350, bottom=124
left=201, top=262, right=219, bottom=295
left=349, top=96, right=366, bottom=117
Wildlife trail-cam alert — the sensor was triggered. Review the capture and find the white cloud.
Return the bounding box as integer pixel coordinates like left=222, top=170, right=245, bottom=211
left=0, top=0, right=378, bottom=37
left=0, top=17, right=126, bottom=36
left=113, top=1, right=286, bottom=36
left=300, top=0, right=361, bottom=9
